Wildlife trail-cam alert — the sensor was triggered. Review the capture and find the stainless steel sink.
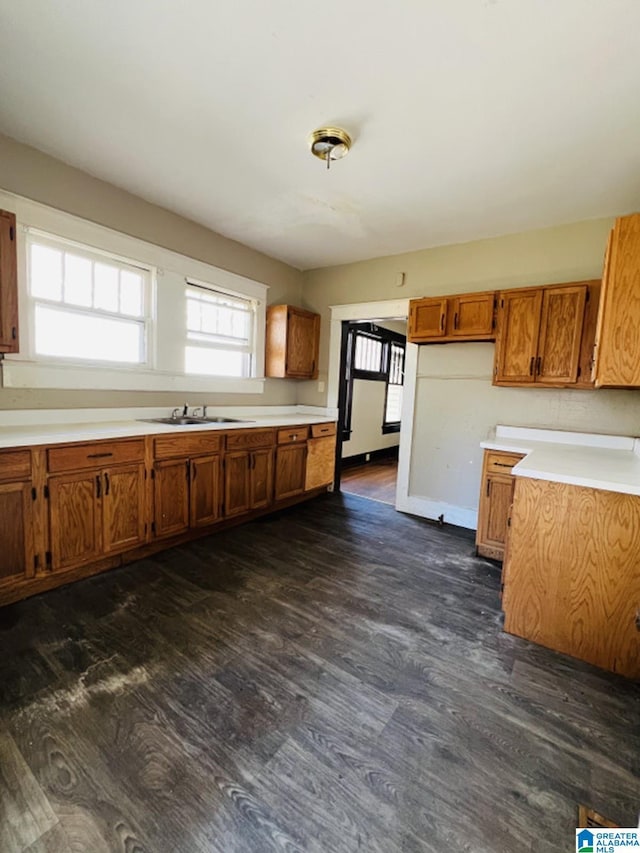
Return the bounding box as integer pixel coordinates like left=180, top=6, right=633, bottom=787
left=140, top=417, right=208, bottom=425
left=139, top=416, right=254, bottom=426
left=203, top=417, right=253, bottom=423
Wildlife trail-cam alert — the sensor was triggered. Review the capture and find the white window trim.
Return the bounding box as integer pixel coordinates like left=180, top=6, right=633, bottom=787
left=0, top=189, right=268, bottom=393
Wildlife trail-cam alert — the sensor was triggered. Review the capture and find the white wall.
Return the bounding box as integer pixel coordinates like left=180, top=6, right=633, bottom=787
left=300, top=215, right=640, bottom=529
left=343, top=379, right=400, bottom=458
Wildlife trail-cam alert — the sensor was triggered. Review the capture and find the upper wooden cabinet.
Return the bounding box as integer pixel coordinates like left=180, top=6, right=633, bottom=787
left=408, top=291, right=496, bottom=343
left=0, top=209, right=19, bottom=353
left=593, top=213, right=640, bottom=388
left=266, top=305, right=320, bottom=379
left=494, top=282, right=595, bottom=387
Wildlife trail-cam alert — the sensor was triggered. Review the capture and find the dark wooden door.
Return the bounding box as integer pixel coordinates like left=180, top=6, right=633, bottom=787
left=408, top=297, right=447, bottom=341
left=286, top=308, right=319, bottom=378
left=0, top=482, right=34, bottom=586
left=275, top=444, right=307, bottom=501
left=48, top=472, right=101, bottom=571
left=536, top=285, right=587, bottom=385
left=190, top=454, right=221, bottom=528
left=224, top=451, right=251, bottom=518
left=0, top=210, right=18, bottom=353
left=153, top=459, right=190, bottom=538
left=250, top=448, right=274, bottom=509
left=494, top=289, right=543, bottom=384
left=102, top=463, right=147, bottom=554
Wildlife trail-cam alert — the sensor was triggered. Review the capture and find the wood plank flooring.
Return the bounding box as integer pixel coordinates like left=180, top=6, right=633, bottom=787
left=0, top=492, right=638, bottom=852
left=340, top=458, right=398, bottom=504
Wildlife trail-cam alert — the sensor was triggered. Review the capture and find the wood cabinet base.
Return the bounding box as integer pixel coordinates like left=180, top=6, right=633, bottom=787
left=0, top=486, right=329, bottom=608
left=503, top=478, right=640, bottom=679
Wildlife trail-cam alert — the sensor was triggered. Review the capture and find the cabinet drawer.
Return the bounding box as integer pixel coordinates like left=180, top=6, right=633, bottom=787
left=154, top=433, right=222, bottom=460
left=485, top=452, right=524, bottom=475
left=225, top=428, right=275, bottom=450
left=47, top=439, right=145, bottom=473
left=277, top=426, right=310, bottom=445
left=310, top=422, right=336, bottom=438
left=0, top=449, right=31, bottom=483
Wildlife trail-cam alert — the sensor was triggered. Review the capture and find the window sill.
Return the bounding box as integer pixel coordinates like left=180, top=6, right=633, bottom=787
left=1, top=359, right=265, bottom=394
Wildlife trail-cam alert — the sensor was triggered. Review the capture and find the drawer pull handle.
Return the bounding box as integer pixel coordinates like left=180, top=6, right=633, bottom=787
left=87, top=452, right=114, bottom=459
left=96, top=474, right=102, bottom=498
left=493, top=462, right=513, bottom=468
left=104, top=473, right=110, bottom=496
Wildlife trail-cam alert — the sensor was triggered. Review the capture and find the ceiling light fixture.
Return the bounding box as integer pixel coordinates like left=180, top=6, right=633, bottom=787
left=309, top=127, right=352, bottom=170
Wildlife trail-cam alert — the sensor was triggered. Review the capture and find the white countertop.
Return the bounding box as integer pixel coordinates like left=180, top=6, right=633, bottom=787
left=0, top=408, right=336, bottom=450
left=481, top=425, right=640, bottom=497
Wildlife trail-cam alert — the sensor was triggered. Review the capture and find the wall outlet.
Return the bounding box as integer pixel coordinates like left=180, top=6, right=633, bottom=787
left=365, top=453, right=371, bottom=462
left=317, top=380, right=325, bottom=393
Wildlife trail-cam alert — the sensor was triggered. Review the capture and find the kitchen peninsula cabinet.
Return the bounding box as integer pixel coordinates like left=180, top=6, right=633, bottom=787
left=0, top=450, right=35, bottom=589
left=0, top=209, right=19, bottom=353
left=502, top=477, right=640, bottom=679
left=593, top=213, right=640, bottom=387
left=475, top=450, right=524, bottom=561
left=494, top=283, right=593, bottom=386
left=266, top=305, right=320, bottom=379
left=408, top=291, right=496, bottom=343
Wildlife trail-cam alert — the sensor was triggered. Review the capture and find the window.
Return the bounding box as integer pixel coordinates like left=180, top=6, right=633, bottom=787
left=341, top=322, right=406, bottom=440
left=185, top=281, right=255, bottom=378
left=28, top=233, right=151, bottom=364
left=383, top=341, right=405, bottom=433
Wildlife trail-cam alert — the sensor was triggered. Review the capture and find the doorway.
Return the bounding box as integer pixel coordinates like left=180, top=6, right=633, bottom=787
left=336, top=317, right=407, bottom=505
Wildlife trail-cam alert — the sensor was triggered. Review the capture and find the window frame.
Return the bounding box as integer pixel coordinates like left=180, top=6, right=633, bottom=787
left=184, top=278, right=258, bottom=379
left=382, top=340, right=406, bottom=435
left=341, top=322, right=406, bottom=442
left=0, top=191, right=269, bottom=393
left=25, top=229, right=154, bottom=370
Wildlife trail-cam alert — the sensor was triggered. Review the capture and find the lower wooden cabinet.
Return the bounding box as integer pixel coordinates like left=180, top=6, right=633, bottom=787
left=154, top=454, right=222, bottom=536
left=224, top=449, right=274, bottom=518
left=0, top=421, right=336, bottom=606
left=50, top=463, right=147, bottom=570
left=275, top=443, right=307, bottom=500
left=0, top=481, right=35, bottom=587
left=475, top=450, right=524, bottom=561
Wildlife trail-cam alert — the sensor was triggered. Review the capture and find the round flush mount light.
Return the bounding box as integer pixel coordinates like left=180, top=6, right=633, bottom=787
left=309, top=127, right=352, bottom=170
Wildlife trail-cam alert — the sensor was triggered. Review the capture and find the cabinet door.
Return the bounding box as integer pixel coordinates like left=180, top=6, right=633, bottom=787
left=102, top=463, right=147, bottom=555
left=305, top=435, right=336, bottom=491
left=275, top=444, right=307, bottom=501
left=153, top=459, right=190, bottom=538
left=49, top=472, right=102, bottom=571
left=536, top=285, right=586, bottom=384
left=494, top=289, right=543, bottom=384
left=224, top=451, right=251, bottom=518
left=594, top=214, right=640, bottom=387
left=0, top=482, right=34, bottom=587
left=408, top=297, right=447, bottom=341
left=0, top=210, right=18, bottom=353
left=449, top=292, right=495, bottom=339
left=286, top=308, right=319, bottom=378
left=190, top=455, right=221, bottom=528
left=476, top=474, right=515, bottom=561
left=250, top=448, right=274, bottom=509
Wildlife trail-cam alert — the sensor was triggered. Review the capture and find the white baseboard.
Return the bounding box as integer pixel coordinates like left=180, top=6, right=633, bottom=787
left=395, top=494, right=478, bottom=531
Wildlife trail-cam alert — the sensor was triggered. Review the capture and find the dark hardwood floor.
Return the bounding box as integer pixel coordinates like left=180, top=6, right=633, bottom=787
left=0, top=492, right=638, bottom=852
left=341, top=458, right=398, bottom=504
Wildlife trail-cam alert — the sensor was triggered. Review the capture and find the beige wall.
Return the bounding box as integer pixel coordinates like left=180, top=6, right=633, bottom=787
left=344, top=380, right=400, bottom=459
left=301, top=217, right=640, bottom=526
left=0, top=134, right=303, bottom=410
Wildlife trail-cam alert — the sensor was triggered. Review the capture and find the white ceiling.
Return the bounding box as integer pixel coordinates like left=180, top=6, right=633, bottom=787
left=0, top=1, right=639, bottom=270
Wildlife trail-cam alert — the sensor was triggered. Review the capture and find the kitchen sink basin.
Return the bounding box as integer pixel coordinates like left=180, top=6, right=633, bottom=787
left=139, top=416, right=254, bottom=426
left=140, top=417, right=208, bottom=425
